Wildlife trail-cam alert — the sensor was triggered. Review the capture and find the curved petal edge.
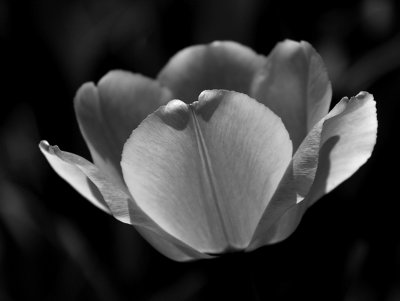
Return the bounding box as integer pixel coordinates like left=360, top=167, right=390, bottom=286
left=39, top=140, right=110, bottom=213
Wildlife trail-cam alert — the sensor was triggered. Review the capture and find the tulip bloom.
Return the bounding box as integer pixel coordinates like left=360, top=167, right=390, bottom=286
left=39, top=40, right=377, bottom=261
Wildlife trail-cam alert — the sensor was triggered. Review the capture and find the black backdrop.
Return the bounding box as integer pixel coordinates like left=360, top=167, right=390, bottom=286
left=1, top=0, right=400, bottom=300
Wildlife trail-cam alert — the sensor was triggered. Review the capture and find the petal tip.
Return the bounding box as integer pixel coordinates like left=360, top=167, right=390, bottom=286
left=76, top=82, right=97, bottom=96
left=74, top=82, right=98, bottom=109
left=210, top=40, right=225, bottom=47
left=278, top=39, right=302, bottom=53
left=193, top=89, right=229, bottom=121
left=39, top=140, right=61, bottom=156
left=165, top=99, right=189, bottom=113
left=209, top=40, right=246, bottom=51
left=198, top=89, right=223, bottom=101
left=39, top=140, right=49, bottom=149
left=156, top=99, right=190, bottom=130
left=98, top=69, right=130, bottom=85
left=355, top=91, right=374, bottom=102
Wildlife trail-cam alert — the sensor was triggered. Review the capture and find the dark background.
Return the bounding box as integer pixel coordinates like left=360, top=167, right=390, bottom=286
left=1, top=0, right=400, bottom=300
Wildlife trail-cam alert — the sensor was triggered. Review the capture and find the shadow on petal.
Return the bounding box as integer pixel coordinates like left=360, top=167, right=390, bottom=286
left=259, top=136, right=339, bottom=246
left=306, top=136, right=340, bottom=206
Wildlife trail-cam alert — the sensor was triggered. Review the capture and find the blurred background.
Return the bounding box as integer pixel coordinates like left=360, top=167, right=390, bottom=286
left=1, top=0, right=400, bottom=300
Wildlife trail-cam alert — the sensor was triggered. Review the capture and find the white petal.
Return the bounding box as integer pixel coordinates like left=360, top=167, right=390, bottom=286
left=121, top=90, right=292, bottom=253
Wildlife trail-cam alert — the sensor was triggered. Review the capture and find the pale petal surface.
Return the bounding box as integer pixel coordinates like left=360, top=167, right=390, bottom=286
left=251, top=40, right=332, bottom=150
left=39, top=141, right=210, bottom=261
left=74, top=71, right=172, bottom=182
left=121, top=90, right=292, bottom=253
left=158, top=41, right=266, bottom=102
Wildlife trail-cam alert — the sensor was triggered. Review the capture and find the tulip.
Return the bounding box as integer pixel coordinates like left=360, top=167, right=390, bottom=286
left=39, top=40, right=377, bottom=261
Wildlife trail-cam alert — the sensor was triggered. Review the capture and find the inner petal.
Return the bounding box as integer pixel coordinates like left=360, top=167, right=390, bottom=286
left=157, top=41, right=266, bottom=102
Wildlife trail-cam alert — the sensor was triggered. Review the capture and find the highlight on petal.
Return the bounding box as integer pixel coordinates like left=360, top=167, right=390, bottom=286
left=307, top=91, right=377, bottom=206
left=251, top=40, right=332, bottom=151
left=157, top=41, right=266, bottom=102
left=39, top=141, right=210, bottom=261
left=74, top=71, right=172, bottom=182
left=121, top=90, right=292, bottom=253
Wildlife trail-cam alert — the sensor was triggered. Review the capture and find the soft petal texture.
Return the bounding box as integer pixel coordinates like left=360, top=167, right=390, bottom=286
left=39, top=141, right=210, bottom=261
left=157, top=41, right=266, bottom=102
left=251, top=40, right=332, bottom=151
left=74, top=71, right=172, bottom=183
left=121, top=90, right=292, bottom=253
left=248, top=92, right=377, bottom=248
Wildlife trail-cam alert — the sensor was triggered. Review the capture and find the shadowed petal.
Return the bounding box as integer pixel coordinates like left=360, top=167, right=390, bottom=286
left=39, top=141, right=210, bottom=261
left=247, top=117, right=329, bottom=249
left=290, top=99, right=349, bottom=203
left=157, top=41, right=266, bottom=102
left=121, top=90, right=292, bottom=253
left=307, top=92, right=377, bottom=206
left=254, top=202, right=307, bottom=246
left=251, top=40, right=332, bottom=151
left=74, top=71, right=172, bottom=182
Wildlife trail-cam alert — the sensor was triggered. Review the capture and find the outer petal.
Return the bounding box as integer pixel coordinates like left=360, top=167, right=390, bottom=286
left=39, top=141, right=110, bottom=213
left=248, top=92, right=377, bottom=248
left=251, top=40, right=332, bottom=151
left=157, top=41, right=266, bottom=102
left=121, top=90, right=292, bottom=253
left=39, top=141, right=210, bottom=261
left=307, top=91, right=377, bottom=206
left=74, top=71, right=172, bottom=183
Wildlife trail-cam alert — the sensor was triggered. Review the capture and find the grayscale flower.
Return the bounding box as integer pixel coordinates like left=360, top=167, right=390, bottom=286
left=39, top=40, right=377, bottom=261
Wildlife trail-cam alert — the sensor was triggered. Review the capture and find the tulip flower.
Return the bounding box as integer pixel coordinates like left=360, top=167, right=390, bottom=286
left=39, top=40, right=377, bottom=261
